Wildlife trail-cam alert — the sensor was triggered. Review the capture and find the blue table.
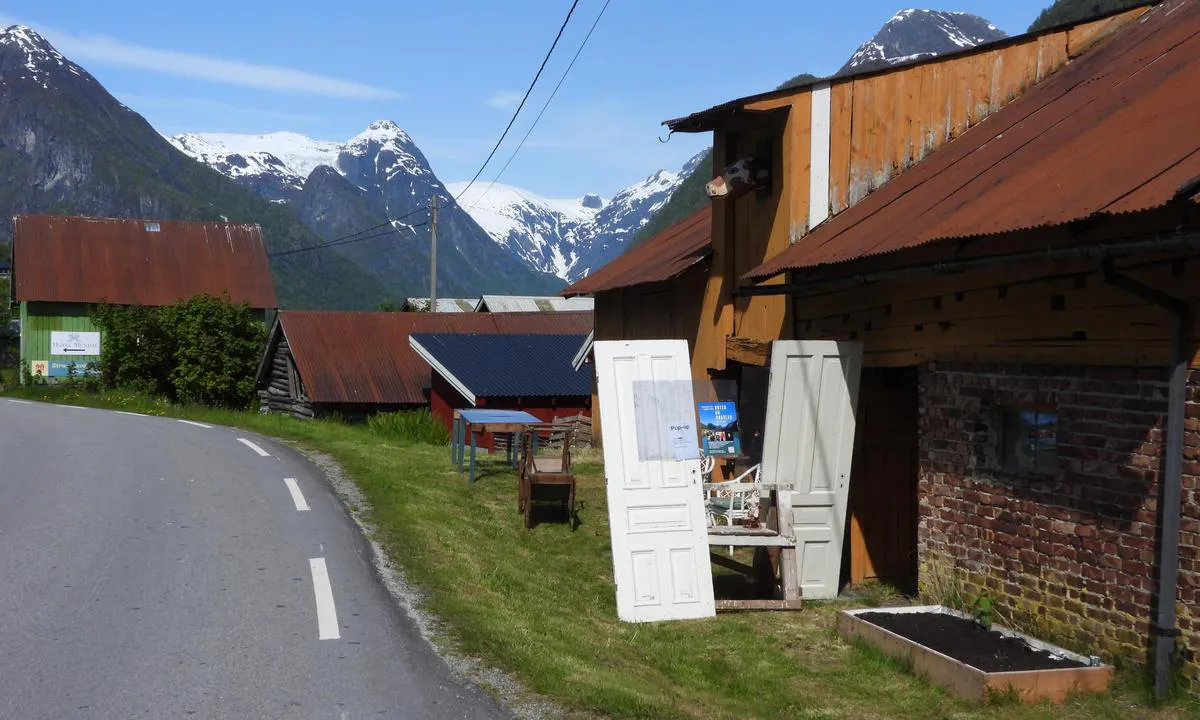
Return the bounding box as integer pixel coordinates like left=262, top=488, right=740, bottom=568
left=452, top=409, right=542, bottom=482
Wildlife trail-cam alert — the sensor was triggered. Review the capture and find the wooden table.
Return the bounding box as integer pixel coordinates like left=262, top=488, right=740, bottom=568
left=451, top=409, right=542, bottom=482
left=707, top=488, right=802, bottom=611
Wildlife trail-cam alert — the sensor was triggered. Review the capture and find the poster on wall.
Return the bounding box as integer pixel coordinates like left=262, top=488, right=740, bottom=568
left=698, top=401, right=742, bottom=457
left=50, top=331, right=100, bottom=356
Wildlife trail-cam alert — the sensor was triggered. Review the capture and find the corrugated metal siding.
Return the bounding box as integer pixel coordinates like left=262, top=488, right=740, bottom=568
left=746, top=0, right=1200, bottom=281
left=476, top=295, right=595, bottom=312
left=13, top=215, right=277, bottom=308
left=562, top=207, right=712, bottom=296
left=402, top=298, right=478, bottom=312
left=20, top=301, right=101, bottom=372
left=410, top=333, right=591, bottom=399
left=274, top=310, right=593, bottom=405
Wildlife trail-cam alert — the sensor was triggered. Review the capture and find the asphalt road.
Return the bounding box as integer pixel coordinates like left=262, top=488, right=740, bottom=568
left=0, top=399, right=509, bottom=719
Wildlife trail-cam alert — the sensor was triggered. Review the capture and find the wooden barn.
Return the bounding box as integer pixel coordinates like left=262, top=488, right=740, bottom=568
left=12, top=215, right=277, bottom=382
left=409, top=332, right=592, bottom=450
left=562, top=5, right=1154, bottom=591
left=736, top=0, right=1199, bottom=693
left=254, top=310, right=592, bottom=419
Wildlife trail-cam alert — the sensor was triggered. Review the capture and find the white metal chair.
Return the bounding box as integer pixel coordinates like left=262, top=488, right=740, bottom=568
left=700, top=455, right=716, bottom=480
left=704, top=463, right=762, bottom=528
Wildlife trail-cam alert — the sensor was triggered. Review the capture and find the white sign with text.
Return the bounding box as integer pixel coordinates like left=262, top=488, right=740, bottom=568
left=50, top=331, right=101, bottom=356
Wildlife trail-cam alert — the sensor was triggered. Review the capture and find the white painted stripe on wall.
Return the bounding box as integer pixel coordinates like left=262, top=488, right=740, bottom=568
left=177, top=419, right=213, bottom=429
left=283, top=478, right=311, bottom=512
left=808, top=81, right=833, bottom=232
left=309, top=558, right=340, bottom=640
left=237, top=438, right=271, bottom=457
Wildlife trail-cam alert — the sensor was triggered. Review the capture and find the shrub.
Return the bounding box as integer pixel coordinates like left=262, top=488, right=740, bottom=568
left=367, top=410, right=450, bottom=445
left=90, top=294, right=266, bottom=409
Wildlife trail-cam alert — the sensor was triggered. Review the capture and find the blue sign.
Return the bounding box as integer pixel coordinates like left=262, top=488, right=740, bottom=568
left=698, top=401, right=742, bottom=457
left=47, top=360, right=100, bottom=378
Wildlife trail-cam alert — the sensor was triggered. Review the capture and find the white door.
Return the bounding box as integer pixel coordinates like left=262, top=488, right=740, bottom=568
left=760, top=340, right=863, bottom=600
left=594, top=339, right=716, bottom=623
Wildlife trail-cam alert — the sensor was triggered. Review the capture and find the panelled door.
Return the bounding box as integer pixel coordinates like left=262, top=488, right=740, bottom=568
left=759, top=340, right=863, bottom=600
left=593, top=340, right=715, bottom=623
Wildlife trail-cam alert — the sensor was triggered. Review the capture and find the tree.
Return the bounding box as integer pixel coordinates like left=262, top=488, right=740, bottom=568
left=1028, top=0, right=1143, bottom=32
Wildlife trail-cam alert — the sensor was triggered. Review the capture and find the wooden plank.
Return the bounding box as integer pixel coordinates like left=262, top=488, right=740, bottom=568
left=707, top=534, right=794, bottom=547
left=726, top=336, right=771, bottom=366
left=709, top=551, right=757, bottom=577
left=716, top=598, right=803, bottom=612
left=777, top=490, right=799, bottom=602
left=827, top=81, right=854, bottom=214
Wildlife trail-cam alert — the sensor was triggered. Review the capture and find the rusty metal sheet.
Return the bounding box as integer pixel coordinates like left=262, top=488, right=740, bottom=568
left=663, top=3, right=1155, bottom=135
left=745, top=0, right=1200, bottom=282
left=276, top=310, right=593, bottom=405
left=561, top=207, right=711, bottom=297
left=13, top=214, right=278, bottom=308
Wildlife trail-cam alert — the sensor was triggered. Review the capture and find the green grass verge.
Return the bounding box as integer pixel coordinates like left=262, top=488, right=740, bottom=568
left=5, top=385, right=1197, bottom=719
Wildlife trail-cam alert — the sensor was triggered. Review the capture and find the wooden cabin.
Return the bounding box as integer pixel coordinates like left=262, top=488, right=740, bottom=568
left=739, top=0, right=1200, bottom=690
left=254, top=310, right=592, bottom=420
left=409, top=332, right=592, bottom=450
left=563, top=4, right=1153, bottom=591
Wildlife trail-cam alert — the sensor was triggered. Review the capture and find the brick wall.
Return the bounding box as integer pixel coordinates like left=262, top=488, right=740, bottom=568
left=918, top=362, right=1199, bottom=679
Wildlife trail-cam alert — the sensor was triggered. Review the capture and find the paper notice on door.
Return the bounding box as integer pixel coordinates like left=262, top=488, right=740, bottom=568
left=669, top=421, right=700, bottom=461
left=633, top=379, right=700, bottom=461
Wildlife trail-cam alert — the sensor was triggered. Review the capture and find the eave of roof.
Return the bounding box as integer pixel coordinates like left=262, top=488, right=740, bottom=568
left=561, top=206, right=712, bottom=297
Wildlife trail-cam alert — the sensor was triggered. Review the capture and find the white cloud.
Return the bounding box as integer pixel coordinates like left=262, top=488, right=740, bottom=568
left=484, top=91, right=523, bottom=111
left=0, top=15, right=400, bottom=100
left=115, top=93, right=328, bottom=128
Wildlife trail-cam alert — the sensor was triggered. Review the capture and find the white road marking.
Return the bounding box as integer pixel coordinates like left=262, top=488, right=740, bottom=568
left=309, top=558, right=340, bottom=640
left=283, top=478, right=310, bottom=512
left=237, top=438, right=270, bottom=457
left=115, top=410, right=145, bottom=417
left=5, top=399, right=32, bottom=404
left=54, top=404, right=85, bottom=410
left=176, top=419, right=213, bottom=429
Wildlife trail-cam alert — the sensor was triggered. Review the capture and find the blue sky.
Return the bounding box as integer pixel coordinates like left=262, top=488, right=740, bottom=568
left=3, top=1, right=1053, bottom=198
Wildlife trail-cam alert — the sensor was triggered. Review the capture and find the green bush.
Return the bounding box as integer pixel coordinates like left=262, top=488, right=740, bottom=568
left=90, top=294, right=266, bottom=409
left=367, top=409, right=450, bottom=445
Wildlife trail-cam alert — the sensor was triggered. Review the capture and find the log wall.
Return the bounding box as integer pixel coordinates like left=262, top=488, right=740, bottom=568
left=257, top=337, right=315, bottom=419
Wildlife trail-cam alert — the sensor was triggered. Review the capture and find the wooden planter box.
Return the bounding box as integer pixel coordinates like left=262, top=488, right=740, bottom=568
left=838, top=606, right=1113, bottom=703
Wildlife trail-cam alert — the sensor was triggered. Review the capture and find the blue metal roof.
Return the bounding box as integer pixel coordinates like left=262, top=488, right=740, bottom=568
left=458, top=409, right=541, bottom=424
left=409, top=333, right=591, bottom=401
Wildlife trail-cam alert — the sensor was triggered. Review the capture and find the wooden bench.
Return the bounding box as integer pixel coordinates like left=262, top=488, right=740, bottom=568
left=518, top=425, right=577, bottom=529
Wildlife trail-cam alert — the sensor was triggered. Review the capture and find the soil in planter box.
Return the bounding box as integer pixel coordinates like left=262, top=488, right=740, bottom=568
left=856, top=612, right=1086, bottom=672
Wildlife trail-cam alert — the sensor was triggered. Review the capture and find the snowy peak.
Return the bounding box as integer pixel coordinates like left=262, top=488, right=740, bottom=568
left=838, top=8, right=1006, bottom=76
left=168, top=130, right=339, bottom=180
left=0, top=24, right=92, bottom=88
left=341, top=119, right=432, bottom=180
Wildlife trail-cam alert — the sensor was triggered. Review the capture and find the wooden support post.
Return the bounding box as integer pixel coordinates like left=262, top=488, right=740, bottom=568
left=469, top=428, right=477, bottom=483
left=777, top=489, right=800, bottom=603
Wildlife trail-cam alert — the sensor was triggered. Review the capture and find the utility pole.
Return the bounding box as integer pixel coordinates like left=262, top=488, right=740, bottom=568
left=429, top=195, right=438, bottom=311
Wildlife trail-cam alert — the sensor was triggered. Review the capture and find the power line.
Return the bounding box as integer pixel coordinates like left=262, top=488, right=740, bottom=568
left=453, top=0, right=582, bottom=202
left=268, top=203, right=431, bottom=258
left=470, top=0, right=611, bottom=210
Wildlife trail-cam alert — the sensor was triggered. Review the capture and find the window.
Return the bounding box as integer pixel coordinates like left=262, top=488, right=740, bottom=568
left=1002, top=409, right=1058, bottom=476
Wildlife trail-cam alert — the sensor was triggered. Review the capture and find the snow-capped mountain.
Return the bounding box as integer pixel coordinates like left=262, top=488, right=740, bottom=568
left=175, top=123, right=702, bottom=283
left=171, top=122, right=563, bottom=297
left=448, top=151, right=704, bottom=282
left=838, top=9, right=1007, bottom=76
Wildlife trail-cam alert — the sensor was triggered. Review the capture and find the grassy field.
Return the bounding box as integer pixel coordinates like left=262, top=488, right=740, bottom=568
left=4, top=385, right=1198, bottom=719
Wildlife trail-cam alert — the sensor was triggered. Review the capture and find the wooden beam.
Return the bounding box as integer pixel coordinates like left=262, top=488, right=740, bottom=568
left=716, top=599, right=804, bottom=612
left=726, top=336, right=772, bottom=366
left=709, top=551, right=757, bottom=577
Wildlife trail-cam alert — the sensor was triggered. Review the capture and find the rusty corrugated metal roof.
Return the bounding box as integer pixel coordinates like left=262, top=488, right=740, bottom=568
left=745, top=0, right=1200, bottom=282
left=273, top=310, right=593, bottom=405
left=561, top=207, right=712, bottom=297
left=663, top=2, right=1157, bottom=134
left=13, top=214, right=277, bottom=307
